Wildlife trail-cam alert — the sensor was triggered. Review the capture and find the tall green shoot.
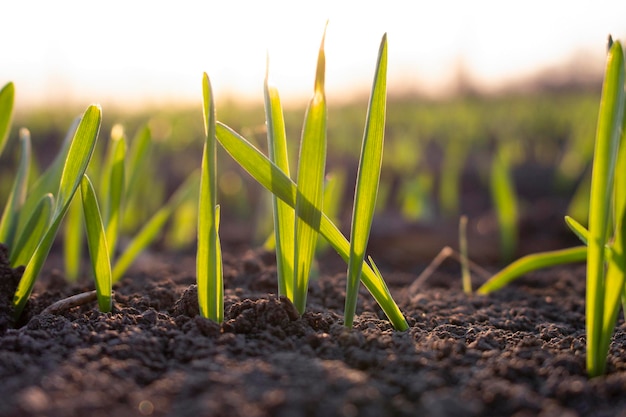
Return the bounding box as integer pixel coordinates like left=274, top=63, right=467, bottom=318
left=344, top=34, right=388, bottom=327
left=585, top=40, right=625, bottom=377
left=80, top=175, right=112, bottom=312
left=214, top=122, right=408, bottom=330
left=264, top=55, right=295, bottom=300
left=293, top=29, right=327, bottom=314
left=477, top=39, right=626, bottom=377
left=197, top=73, right=223, bottom=323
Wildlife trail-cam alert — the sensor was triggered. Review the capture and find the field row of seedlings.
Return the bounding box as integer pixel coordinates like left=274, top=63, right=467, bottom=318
left=0, top=30, right=625, bottom=416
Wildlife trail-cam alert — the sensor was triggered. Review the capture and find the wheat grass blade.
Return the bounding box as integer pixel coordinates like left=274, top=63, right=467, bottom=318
left=196, top=73, right=223, bottom=322
left=81, top=175, right=112, bottom=312
left=9, top=194, right=53, bottom=267
left=63, top=194, right=83, bottom=281
left=586, top=41, right=624, bottom=377
left=0, top=82, right=14, bottom=157
left=293, top=30, right=327, bottom=314
left=103, top=131, right=126, bottom=257
left=13, top=105, right=101, bottom=318
left=476, top=246, right=587, bottom=294
left=491, top=147, right=518, bottom=262
left=264, top=56, right=295, bottom=300
left=215, top=122, right=408, bottom=330
left=345, top=34, right=388, bottom=327
left=0, top=129, right=30, bottom=251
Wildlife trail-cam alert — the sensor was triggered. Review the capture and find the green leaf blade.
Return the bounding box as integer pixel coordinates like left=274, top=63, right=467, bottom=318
left=264, top=60, right=295, bottom=300
left=0, top=128, right=31, bottom=250
left=196, top=73, right=223, bottom=323
left=345, top=34, right=388, bottom=327
left=81, top=175, right=112, bottom=312
left=0, top=81, right=15, bottom=158
left=491, top=147, right=518, bottom=262
left=104, top=132, right=127, bottom=257
left=215, top=122, right=408, bottom=330
left=476, top=246, right=587, bottom=294
left=63, top=195, right=83, bottom=282
left=293, top=32, right=327, bottom=314
left=586, top=40, right=625, bottom=377
left=9, top=194, right=53, bottom=267
left=13, top=105, right=101, bottom=318
left=56, top=106, right=102, bottom=215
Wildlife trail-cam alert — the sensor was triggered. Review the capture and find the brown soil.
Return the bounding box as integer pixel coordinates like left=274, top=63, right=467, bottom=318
left=1, top=214, right=626, bottom=417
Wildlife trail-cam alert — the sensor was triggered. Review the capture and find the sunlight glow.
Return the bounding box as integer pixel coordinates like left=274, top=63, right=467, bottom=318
left=1, top=0, right=625, bottom=108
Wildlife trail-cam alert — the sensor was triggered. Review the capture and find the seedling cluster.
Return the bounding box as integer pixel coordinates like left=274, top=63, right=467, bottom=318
left=1, top=29, right=624, bottom=377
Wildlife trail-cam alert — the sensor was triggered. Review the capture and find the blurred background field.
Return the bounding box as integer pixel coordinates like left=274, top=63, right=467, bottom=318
left=0, top=85, right=600, bottom=270
left=1, top=0, right=623, bottom=273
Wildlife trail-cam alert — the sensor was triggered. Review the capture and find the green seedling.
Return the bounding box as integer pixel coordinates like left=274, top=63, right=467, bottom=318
left=197, top=73, right=223, bottom=323
left=80, top=174, right=112, bottom=312
left=13, top=105, right=101, bottom=318
left=490, top=145, right=518, bottom=263
left=0, top=82, right=14, bottom=158
left=112, top=171, right=199, bottom=283
left=440, top=140, right=468, bottom=217
left=62, top=121, right=193, bottom=285
left=264, top=55, right=296, bottom=300
left=344, top=33, right=388, bottom=327
left=399, top=174, right=434, bottom=221
left=478, top=39, right=626, bottom=377
left=263, top=27, right=327, bottom=313
left=101, top=125, right=127, bottom=258
left=215, top=120, right=408, bottom=330
left=254, top=30, right=402, bottom=328
left=584, top=40, right=626, bottom=377
left=0, top=129, right=30, bottom=251
left=292, top=29, right=327, bottom=314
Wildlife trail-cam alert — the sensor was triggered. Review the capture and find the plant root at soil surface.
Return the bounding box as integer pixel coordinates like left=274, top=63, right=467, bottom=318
left=1, top=242, right=626, bottom=417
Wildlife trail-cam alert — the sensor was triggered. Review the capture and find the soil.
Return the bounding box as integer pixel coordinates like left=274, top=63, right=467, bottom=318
left=1, top=205, right=626, bottom=417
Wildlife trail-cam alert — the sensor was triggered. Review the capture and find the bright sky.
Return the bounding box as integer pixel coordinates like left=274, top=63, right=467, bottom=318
left=2, top=0, right=626, bottom=109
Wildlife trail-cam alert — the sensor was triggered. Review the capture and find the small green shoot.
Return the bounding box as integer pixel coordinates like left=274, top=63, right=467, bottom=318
left=102, top=125, right=127, bottom=257
left=80, top=175, right=112, bottom=312
left=491, top=145, right=518, bottom=262
left=459, top=215, right=472, bottom=294
left=13, top=105, right=101, bottom=318
left=0, top=129, right=31, bottom=251
left=197, top=73, right=223, bottom=323
left=0, top=82, right=14, bottom=157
